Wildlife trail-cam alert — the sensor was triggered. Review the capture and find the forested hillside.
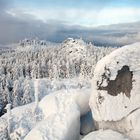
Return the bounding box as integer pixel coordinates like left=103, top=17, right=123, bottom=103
left=0, top=38, right=116, bottom=115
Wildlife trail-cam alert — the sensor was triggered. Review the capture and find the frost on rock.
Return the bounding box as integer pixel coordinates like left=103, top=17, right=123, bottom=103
left=82, top=129, right=129, bottom=140
left=90, top=43, right=140, bottom=121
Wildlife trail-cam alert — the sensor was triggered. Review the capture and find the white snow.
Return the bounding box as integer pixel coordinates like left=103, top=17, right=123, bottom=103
left=0, top=87, right=91, bottom=140
left=90, top=42, right=140, bottom=121
left=1, top=41, right=140, bottom=140
left=82, top=129, right=129, bottom=140
left=39, top=89, right=91, bottom=118
left=24, top=104, right=80, bottom=140
left=24, top=89, right=90, bottom=140
left=125, top=108, right=140, bottom=140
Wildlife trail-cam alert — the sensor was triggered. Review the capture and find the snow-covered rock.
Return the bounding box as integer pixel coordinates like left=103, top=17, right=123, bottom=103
left=82, top=129, right=129, bottom=140
left=0, top=85, right=91, bottom=140
left=24, top=104, right=80, bottom=140
left=39, top=89, right=90, bottom=118
left=60, top=38, right=88, bottom=60
left=25, top=89, right=90, bottom=140
left=90, top=42, right=140, bottom=121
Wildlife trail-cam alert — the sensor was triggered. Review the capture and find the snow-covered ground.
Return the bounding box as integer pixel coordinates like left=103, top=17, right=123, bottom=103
left=0, top=87, right=91, bottom=140
left=0, top=41, right=140, bottom=140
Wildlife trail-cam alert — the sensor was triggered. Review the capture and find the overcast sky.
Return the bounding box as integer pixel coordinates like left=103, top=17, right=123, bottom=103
left=0, top=0, right=140, bottom=45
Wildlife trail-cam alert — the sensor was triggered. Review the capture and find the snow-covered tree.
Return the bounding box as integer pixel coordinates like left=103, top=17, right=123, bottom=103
left=22, top=79, right=34, bottom=105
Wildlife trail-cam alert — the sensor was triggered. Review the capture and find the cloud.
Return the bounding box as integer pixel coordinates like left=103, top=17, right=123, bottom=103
left=8, top=7, right=140, bottom=26
left=0, top=0, right=14, bottom=11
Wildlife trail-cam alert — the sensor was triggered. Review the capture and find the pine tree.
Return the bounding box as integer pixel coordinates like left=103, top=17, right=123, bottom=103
left=22, top=79, right=34, bottom=105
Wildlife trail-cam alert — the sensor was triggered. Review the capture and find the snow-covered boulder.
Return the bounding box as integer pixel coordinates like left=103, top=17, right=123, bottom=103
left=90, top=43, right=140, bottom=121
left=39, top=89, right=90, bottom=118
left=24, top=103, right=80, bottom=140
left=0, top=88, right=91, bottom=140
left=82, top=129, right=129, bottom=140
left=24, top=89, right=90, bottom=140
left=60, top=38, right=88, bottom=60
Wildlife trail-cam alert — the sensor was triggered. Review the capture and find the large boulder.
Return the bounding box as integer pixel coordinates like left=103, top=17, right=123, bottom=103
left=39, top=89, right=90, bottom=118
left=90, top=43, right=140, bottom=122
left=25, top=89, right=90, bottom=140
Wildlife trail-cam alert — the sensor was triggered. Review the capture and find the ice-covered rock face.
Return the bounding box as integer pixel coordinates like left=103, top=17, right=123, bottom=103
left=90, top=43, right=140, bottom=121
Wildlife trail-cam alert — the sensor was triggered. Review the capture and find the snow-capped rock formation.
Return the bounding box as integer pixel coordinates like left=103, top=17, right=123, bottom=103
left=0, top=88, right=90, bottom=140
left=39, top=89, right=90, bottom=117
left=24, top=89, right=91, bottom=140
left=90, top=42, right=140, bottom=122
left=82, top=129, right=129, bottom=140
left=58, top=38, right=89, bottom=60
left=24, top=102, right=80, bottom=140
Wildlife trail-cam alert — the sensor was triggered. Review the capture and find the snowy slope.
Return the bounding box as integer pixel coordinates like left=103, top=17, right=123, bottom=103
left=0, top=103, right=37, bottom=140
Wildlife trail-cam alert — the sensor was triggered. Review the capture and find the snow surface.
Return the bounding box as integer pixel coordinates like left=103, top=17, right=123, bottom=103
left=24, top=89, right=90, bottom=140
left=24, top=103, right=80, bottom=140
left=0, top=87, right=91, bottom=140
left=0, top=103, right=38, bottom=140
left=82, top=129, right=129, bottom=140
left=90, top=42, right=140, bottom=121
left=39, top=89, right=91, bottom=118
left=1, top=42, right=140, bottom=140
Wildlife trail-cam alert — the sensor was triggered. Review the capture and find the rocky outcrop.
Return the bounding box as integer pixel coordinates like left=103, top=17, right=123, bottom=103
left=90, top=43, right=140, bottom=122
left=89, top=43, right=140, bottom=140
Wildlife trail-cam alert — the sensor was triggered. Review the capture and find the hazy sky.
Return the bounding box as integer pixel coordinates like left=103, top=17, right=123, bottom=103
left=0, top=0, right=140, bottom=44
left=8, top=0, right=140, bottom=26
